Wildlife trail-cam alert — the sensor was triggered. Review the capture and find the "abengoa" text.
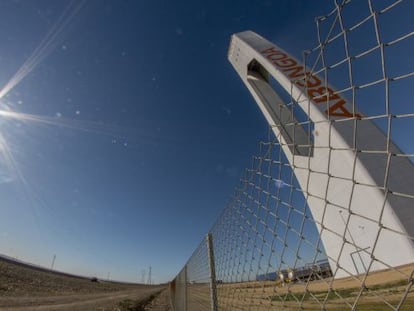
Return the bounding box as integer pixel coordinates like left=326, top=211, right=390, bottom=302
left=261, top=47, right=360, bottom=118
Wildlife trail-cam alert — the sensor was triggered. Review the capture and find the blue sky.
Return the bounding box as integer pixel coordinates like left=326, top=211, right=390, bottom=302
left=0, top=0, right=412, bottom=284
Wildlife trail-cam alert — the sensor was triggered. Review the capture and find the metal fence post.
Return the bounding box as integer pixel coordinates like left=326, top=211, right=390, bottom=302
left=169, top=280, right=176, bottom=310
left=207, top=233, right=218, bottom=311
left=184, top=265, right=188, bottom=311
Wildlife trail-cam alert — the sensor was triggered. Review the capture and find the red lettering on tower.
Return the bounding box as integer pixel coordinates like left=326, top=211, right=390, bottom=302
left=260, top=46, right=359, bottom=119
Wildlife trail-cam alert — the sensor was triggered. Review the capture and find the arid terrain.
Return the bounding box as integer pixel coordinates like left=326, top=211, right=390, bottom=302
left=175, top=264, right=414, bottom=310
left=0, top=257, right=171, bottom=310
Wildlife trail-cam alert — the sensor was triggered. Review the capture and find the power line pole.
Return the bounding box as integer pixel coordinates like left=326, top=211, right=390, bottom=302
left=147, top=266, right=152, bottom=285
left=51, top=255, right=56, bottom=270
left=141, top=269, right=146, bottom=284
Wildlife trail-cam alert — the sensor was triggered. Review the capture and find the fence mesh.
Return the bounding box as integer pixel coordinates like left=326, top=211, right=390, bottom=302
left=171, top=0, right=414, bottom=310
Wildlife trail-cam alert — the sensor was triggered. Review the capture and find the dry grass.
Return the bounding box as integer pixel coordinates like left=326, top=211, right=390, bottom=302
left=181, top=263, right=414, bottom=310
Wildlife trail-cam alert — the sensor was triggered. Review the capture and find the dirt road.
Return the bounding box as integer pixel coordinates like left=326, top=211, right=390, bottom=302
left=0, top=257, right=169, bottom=310
left=0, top=288, right=165, bottom=310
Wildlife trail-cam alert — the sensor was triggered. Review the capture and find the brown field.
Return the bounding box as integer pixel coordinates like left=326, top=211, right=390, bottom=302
left=178, top=264, right=414, bottom=310
left=0, top=257, right=170, bottom=310
left=218, top=263, right=414, bottom=310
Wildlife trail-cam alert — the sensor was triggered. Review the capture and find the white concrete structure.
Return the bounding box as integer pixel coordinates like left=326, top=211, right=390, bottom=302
left=228, top=31, right=414, bottom=278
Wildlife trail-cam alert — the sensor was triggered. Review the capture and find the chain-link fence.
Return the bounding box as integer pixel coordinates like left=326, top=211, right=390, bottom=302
left=171, top=0, right=414, bottom=310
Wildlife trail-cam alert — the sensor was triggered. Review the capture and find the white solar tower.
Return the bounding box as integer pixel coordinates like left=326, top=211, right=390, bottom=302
left=228, top=31, right=414, bottom=278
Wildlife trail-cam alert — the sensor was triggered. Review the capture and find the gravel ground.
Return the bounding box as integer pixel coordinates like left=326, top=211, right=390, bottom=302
left=145, top=289, right=171, bottom=311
